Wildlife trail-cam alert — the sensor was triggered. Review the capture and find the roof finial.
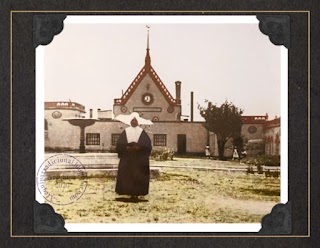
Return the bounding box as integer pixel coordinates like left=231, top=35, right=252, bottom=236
left=145, top=25, right=151, bottom=68
left=146, top=25, right=150, bottom=50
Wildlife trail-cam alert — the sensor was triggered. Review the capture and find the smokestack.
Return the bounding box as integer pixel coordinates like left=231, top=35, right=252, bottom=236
left=190, top=91, right=194, bottom=122
left=175, top=81, right=181, bottom=102
left=89, top=109, right=93, bottom=118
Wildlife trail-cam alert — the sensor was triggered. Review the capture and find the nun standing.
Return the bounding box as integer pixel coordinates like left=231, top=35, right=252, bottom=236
left=115, top=113, right=152, bottom=199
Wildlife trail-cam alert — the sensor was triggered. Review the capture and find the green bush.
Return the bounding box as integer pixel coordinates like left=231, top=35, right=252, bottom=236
left=265, top=169, right=280, bottom=178
left=243, top=155, right=280, bottom=166
left=246, top=165, right=254, bottom=174
left=107, top=146, right=117, bottom=153
left=151, top=148, right=174, bottom=161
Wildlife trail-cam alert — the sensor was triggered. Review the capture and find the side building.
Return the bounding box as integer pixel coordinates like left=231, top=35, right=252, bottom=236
left=45, top=101, right=85, bottom=150
left=264, top=117, right=281, bottom=156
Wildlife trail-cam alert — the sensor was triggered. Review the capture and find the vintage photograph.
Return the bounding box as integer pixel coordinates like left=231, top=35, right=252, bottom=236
left=35, top=15, right=287, bottom=232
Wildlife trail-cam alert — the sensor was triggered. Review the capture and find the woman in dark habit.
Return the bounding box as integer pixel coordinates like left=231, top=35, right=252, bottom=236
left=115, top=116, right=152, bottom=200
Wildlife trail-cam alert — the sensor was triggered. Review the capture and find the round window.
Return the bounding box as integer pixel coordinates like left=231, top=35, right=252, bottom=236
left=121, top=106, right=127, bottom=113
left=167, top=106, right=174, bottom=113
left=52, top=111, right=62, bottom=119
left=248, top=126, right=257, bottom=134
left=152, top=116, right=159, bottom=122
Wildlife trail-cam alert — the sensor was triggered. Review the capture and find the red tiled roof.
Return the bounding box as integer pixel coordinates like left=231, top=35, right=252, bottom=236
left=114, top=65, right=179, bottom=106
left=241, top=115, right=267, bottom=124
left=114, top=49, right=180, bottom=106
left=45, top=101, right=86, bottom=113
left=265, top=117, right=280, bottom=128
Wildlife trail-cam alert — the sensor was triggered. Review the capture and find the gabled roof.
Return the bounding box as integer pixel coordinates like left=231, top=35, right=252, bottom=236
left=114, top=45, right=180, bottom=106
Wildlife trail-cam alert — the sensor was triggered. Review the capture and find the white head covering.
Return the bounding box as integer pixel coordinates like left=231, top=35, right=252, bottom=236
left=115, top=112, right=153, bottom=126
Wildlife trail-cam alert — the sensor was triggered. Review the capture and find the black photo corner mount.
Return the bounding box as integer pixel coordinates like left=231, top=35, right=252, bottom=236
left=33, top=14, right=68, bottom=233
left=33, top=14, right=67, bottom=48
left=256, top=14, right=292, bottom=235
left=256, top=15, right=290, bottom=49
left=34, top=201, right=68, bottom=234
left=258, top=202, right=292, bottom=235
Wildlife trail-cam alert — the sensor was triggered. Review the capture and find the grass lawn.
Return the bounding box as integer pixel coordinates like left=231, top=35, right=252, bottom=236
left=45, top=165, right=280, bottom=224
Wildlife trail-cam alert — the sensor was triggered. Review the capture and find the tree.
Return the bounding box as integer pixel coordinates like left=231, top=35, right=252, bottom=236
left=198, top=100, right=243, bottom=160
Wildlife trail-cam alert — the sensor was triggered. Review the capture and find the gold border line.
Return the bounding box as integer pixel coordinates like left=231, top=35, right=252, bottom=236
left=10, top=10, right=311, bottom=238
left=9, top=235, right=309, bottom=238
left=308, top=10, right=310, bottom=237
left=10, top=10, right=13, bottom=238
left=10, top=10, right=310, bottom=13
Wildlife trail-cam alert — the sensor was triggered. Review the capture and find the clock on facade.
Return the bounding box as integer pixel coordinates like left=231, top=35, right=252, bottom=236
left=142, top=93, right=154, bottom=105
left=248, top=126, right=257, bottom=134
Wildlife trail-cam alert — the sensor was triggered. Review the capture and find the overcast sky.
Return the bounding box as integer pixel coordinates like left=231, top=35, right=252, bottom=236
left=44, top=17, right=282, bottom=121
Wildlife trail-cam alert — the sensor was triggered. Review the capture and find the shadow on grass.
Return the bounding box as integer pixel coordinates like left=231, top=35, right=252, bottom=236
left=115, top=197, right=148, bottom=203
left=241, top=188, right=280, bottom=196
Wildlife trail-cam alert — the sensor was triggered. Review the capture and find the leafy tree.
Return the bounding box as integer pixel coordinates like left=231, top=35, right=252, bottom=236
left=198, top=100, right=243, bottom=160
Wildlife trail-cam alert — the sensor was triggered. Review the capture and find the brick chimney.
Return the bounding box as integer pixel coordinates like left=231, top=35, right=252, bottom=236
left=175, top=81, right=181, bottom=102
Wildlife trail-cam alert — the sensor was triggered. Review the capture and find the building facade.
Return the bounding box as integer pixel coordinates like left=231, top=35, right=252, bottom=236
left=44, top=40, right=280, bottom=157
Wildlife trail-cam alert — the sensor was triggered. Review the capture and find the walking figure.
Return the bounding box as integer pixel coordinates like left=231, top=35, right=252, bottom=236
left=205, top=145, right=211, bottom=159
left=232, top=147, right=239, bottom=160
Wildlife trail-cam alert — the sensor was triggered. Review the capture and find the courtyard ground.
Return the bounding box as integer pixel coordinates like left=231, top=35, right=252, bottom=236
left=44, top=156, right=280, bottom=224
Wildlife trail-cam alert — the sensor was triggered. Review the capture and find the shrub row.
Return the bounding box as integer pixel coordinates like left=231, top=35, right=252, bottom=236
left=151, top=148, right=174, bottom=161
left=242, top=155, right=280, bottom=166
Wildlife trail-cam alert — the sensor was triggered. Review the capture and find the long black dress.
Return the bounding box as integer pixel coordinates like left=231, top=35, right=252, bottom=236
left=115, top=129, right=152, bottom=196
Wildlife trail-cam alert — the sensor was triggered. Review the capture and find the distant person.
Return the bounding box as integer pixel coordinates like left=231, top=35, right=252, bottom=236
left=115, top=116, right=152, bottom=200
left=205, top=145, right=211, bottom=159
left=241, top=150, right=247, bottom=158
left=232, top=147, right=239, bottom=160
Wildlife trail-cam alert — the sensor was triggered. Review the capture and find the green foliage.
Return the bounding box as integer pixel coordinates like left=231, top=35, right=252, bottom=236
left=107, top=146, right=117, bottom=153
left=246, top=165, right=254, bottom=174
left=245, top=139, right=265, bottom=156
left=265, top=169, right=280, bottom=178
left=243, top=155, right=280, bottom=167
left=151, top=148, right=174, bottom=161
left=45, top=146, right=76, bottom=153
left=244, top=155, right=280, bottom=177
left=198, top=100, right=243, bottom=160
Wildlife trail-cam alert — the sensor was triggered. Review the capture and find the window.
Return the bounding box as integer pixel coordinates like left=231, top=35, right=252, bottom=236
left=154, top=134, right=167, bottom=146
left=44, top=119, right=49, bottom=139
left=111, top=133, right=121, bottom=146
left=86, top=133, right=100, bottom=145
left=44, top=119, right=48, bottom=130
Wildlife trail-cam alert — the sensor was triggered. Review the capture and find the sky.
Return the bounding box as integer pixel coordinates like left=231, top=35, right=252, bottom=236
left=44, top=16, right=282, bottom=121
